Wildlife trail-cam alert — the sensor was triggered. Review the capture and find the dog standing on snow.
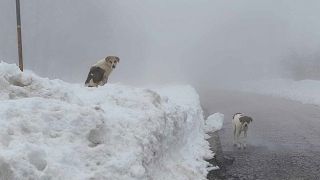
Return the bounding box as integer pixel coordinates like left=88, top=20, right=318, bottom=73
left=85, top=56, right=120, bottom=87
left=233, top=113, right=253, bottom=149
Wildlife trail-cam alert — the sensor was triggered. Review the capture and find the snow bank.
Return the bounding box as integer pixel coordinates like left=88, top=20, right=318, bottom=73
left=0, top=62, right=213, bottom=180
left=232, top=79, right=320, bottom=106
left=205, top=113, right=224, bottom=133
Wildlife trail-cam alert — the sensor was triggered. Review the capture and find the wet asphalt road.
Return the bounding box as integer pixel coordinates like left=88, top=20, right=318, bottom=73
left=200, top=89, right=320, bottom=180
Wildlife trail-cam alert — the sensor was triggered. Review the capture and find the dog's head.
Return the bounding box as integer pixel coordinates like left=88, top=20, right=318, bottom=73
left=105, top=56, right=120, bottom=69
left=239, top=116, right=253, bottom=128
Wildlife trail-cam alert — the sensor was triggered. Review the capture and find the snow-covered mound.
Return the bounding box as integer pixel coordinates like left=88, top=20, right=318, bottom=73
left=231, top=79, right=320, bottom=106
left=0, top=62, right=214, bottom=180
left=205, top=113, right=224, bottom=133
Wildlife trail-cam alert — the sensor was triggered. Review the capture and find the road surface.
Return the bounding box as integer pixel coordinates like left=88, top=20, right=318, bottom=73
left=201, top=89, right=320, bottom=180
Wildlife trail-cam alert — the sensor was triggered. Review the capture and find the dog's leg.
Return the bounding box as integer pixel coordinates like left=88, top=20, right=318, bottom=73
left=236, top=128, right=241, bottom=149
left=104, top=76, right=109, bottom=85
left=99, top=74, right=108, bottom=86
left=233, top=125, right=237, bottom=146
left=243, top=129, right=248, bottom=149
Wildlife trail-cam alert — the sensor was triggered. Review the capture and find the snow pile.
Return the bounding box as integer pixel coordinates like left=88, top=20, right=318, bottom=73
left=0, top=62, right=213, bottom=180
left=204, top=113, right=224, bottom=172
left=233, top=79, right=320, bottom=106
left=205, top=113, right=224, bottom=133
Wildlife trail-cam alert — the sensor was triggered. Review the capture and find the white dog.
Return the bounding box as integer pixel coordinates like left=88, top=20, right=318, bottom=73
left=232, top=113, right=253, bottom=149
left=85, top=56, right=120, bottom=87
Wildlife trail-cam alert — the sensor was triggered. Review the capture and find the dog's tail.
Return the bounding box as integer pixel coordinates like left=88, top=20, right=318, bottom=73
left=85, top=72, right=94, bottom=87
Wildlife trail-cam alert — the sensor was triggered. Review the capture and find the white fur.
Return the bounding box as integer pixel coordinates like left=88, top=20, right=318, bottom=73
left=93, top=59, right=110, bottom=72
left=232, top=113, right=250, bottom=149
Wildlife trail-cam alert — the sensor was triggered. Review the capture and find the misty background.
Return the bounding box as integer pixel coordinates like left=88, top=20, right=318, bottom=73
left=1, top=0, right=320, bottom=88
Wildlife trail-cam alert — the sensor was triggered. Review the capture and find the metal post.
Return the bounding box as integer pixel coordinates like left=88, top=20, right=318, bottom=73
left=15, top=0, right=23, bottom=71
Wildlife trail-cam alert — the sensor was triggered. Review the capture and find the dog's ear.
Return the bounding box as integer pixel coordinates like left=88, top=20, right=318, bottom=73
left=233, top=113, right=241, bottom=119
left=247, top=117, right=253, bottom=123
left=104, top=56, right=110, bottom=62
left=116, top=56, right=120, bottom=63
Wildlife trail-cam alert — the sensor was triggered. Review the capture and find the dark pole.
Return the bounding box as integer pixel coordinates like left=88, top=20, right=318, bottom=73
left=15, top=0, right=23, bottom=71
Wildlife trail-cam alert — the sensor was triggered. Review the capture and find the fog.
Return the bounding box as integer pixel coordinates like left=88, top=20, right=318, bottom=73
left=1, top=0, right=320, bottom=88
